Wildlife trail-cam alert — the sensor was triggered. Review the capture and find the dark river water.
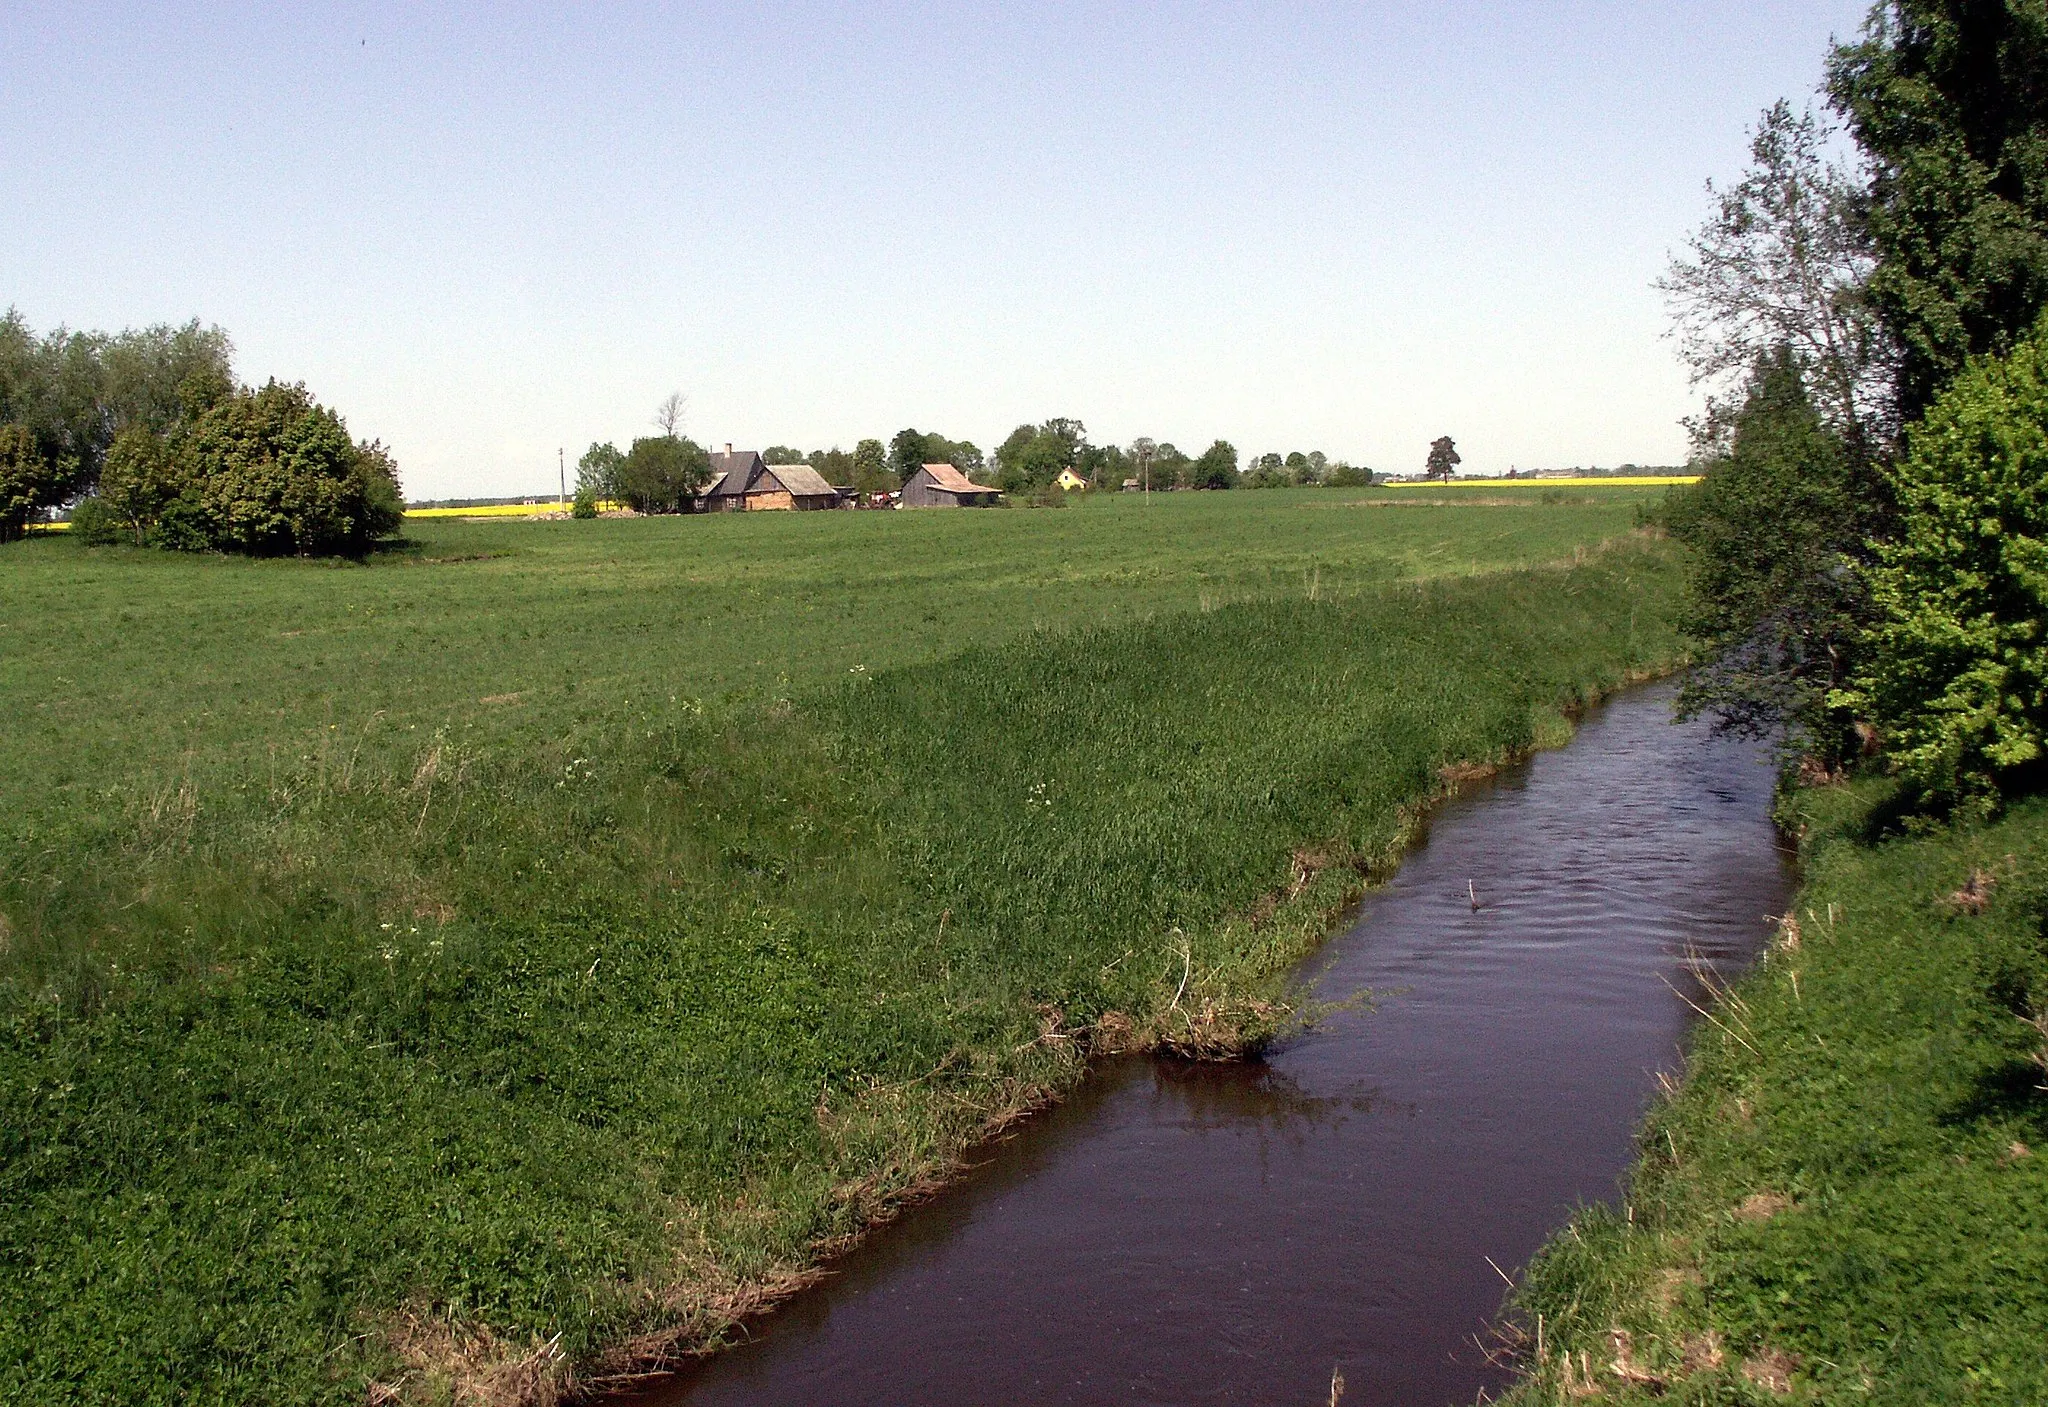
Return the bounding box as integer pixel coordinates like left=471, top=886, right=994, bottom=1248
left=624, top=682, right=1794, bottom=1407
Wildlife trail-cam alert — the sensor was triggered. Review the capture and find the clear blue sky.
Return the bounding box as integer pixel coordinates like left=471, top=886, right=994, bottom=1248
left=4, top=1, right=1870, bottom=496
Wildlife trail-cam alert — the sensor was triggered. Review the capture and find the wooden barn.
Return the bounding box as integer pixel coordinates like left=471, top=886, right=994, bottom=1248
left=700, top=448, right=841, bottom=511
left=901, top=462, right=1003, bottom=508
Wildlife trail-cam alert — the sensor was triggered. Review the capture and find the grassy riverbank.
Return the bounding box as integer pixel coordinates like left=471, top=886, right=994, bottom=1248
left=1, top=490, right=1680, bottom=1404
left=1503, top=783, right=2048, bottom=1404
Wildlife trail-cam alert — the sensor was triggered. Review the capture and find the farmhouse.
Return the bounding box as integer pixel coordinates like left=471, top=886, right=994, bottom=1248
left=1054, top=468, right=1087, bottom=492
left=701, top=447, right=841, bottom=511
left=901, top=462, right=1003, bottom=508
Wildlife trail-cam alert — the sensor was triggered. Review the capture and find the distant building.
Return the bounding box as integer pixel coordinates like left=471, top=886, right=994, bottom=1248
left=901, top=462, right=1003, bottom=508
left=700, top=447, right=841, bottom=511
left=1053, top=468, right=1087, bottom=492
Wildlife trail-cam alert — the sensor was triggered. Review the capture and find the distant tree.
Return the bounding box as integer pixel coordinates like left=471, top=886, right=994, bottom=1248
left=1151, top=441, right=1192, bottom=489
left=1307, top=450, right=1328, bottom=481
left=1079, top=442, right=1127, bottom=486
left=577, top=442, right=626, bottom=501
left=1659, top=100, right=1892, bottom=458
left=618, top=434, right=709, bottom=514
left=1245, top=453, right=1289, bottom=489
left=1192, top=440, right=1239, bottom=489
left=0, top=423, right=69, bottom=541
left=994, top=418, right=1088, bottom=492
left=1425, top=436, right=1461, bottom=481
left=1325, top=461, right=1374, bottom=487
left=761, top=444, right=807, bottom=465
left=653, top=391, right=687, bottom=438
left=807, top=446, right=854, bottom=483
left=851, top=438, right=890, bottom=492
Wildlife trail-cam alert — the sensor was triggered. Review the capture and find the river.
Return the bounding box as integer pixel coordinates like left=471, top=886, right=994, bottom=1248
left=622, top=682, right=1794, bottom=1406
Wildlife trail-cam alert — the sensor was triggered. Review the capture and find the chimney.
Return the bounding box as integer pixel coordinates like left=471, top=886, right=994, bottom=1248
left=725, top=443, right=733, bottom=456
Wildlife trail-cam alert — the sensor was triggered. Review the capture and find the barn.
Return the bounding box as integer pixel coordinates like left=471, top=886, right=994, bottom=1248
left=901, top=462, right=1003, bottom=508
left=700, top=448, right=842, bottom=511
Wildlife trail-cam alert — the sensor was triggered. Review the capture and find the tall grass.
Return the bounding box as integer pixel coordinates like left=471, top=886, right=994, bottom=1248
left=0, top=499, right=1681, bottom=1403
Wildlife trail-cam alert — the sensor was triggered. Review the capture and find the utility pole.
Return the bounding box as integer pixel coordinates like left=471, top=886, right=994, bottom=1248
left=1133, top=437, right=1155, bottom=502
left=558, top=447, right=566, bottom=510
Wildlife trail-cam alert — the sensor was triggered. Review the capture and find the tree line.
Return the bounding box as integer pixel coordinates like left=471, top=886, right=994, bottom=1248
left=572, top=405, right=1379, bottom=512
left=0, top=310, right=400, bottom=554
left=1663, top=0, right=2048, bottom=812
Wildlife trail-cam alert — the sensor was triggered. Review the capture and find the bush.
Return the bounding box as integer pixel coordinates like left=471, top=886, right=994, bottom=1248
left=1324, top=463, right=1374, bottom=487
left=179, top=381, right=402, bottom=556
left=1845, top=327, right=2048, bottom=808
left=66, top=495, right=125, bottom=545
left=571, top=486, right=598, bottom=519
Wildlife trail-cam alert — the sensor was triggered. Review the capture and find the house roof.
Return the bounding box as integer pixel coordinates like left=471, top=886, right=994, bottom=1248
left=763, top=463, right=837, bottom=498
left=919, top=463, right=996, bottom=494
left=704, top=451, right=765, bottom=497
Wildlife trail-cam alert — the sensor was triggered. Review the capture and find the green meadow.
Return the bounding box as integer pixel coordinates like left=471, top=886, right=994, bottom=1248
left=1, top=486, right=1682, bottom=1404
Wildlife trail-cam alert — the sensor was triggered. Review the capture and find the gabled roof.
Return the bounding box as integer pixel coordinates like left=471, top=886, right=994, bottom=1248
left=704, top=451, right=765, bottom=497
left=763, top=463, right=837, bottom=498
left=919, top=463, right=995, bottom=494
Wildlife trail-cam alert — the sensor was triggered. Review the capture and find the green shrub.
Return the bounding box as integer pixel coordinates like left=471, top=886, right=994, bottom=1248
left=65, top=495, right=125, bottom=545
left=180, top=381, right=402, bottom=556
left=571, top=486, right=598, bottom=519
left=1845, top=327, right=2048, bottom=808
left=618, top=435, right=709, bottom=514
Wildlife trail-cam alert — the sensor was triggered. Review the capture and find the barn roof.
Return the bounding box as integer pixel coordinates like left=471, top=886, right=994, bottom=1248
left=919, top=463, right=995, bottom=494
left=763, top=463, right=837, bottom=498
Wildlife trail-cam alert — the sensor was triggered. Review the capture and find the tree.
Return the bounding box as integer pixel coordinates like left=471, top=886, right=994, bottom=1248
left=851, top=438, right=890, bottom=493
left=1306, top=450, right=1328, bottom=483
left=1829, top=1, right=2048, bottom=423
left=0, top=424, right=69, bottom=541
left=995, top=418, right=1088, bottom=492
left=176, top=380, right=403, bottom=556
left=1192, top=440, right=1239, bottom=489
left=577, top=442, right=626, bottom=501
left=1660, top=101, right=1893, bottom=456
left=1425, top=436, right=1461, bottom=480
left=97, top=426, right=189, bottom=545
left=807, top=446, right=854, bottom=483
left=1325, top=461, right=1374, bottom=487
left=761, top=444, right=807, bottom=466
left=1667, top=347, right=1879, bottom=757
left=1245, top=453, right=1290, bottom=489
left=618, top=434, right=709, bottom=514
left=1841, top=322, right=2048, bottom=807
left=1151, top=441, right=1192, bottom=489
left=653, top=391, right=687, bottom=438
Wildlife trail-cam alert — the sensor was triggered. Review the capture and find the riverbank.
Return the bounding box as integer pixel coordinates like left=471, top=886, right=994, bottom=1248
left=0, top=510, right=1681, bottom=1405
left=1502, top=780, right=2048, bottom=1403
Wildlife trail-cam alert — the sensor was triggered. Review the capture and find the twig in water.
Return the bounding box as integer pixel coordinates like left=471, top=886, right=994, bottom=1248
left=1468, top=880, right=1480, bottom=911
left=1484, top=1254, right=1516, bottom=1289
left=1328, top=1364, right=1345, bottom=1406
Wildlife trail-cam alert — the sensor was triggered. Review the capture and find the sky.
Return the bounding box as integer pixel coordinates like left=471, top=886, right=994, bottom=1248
left=4, top=1, right=1872, bottom=497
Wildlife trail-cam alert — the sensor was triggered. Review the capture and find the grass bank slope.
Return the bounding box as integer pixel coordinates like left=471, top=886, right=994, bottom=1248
left=1502, top=785, right=2048, bottom=1405
left=2, top=496, right=1675, bottom=1404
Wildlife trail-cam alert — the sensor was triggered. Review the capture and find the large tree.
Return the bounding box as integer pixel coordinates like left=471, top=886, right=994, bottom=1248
left=0, top=311, right=235, bottom=539
left=1829, top=0, right=2048, bottom=422
left=1659, top=100, right=1894, bottom=456
left=618, top=434, right=709, bottom=514
left=1192, top=440, right=1240, bottom=489
left=1425, top=436, right=1461, bottom=481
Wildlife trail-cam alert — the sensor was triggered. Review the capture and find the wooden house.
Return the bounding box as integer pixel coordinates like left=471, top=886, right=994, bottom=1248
left=901, top=463, right=1003, bottom=508
left=700, top=447, right=841, bottom=511
left=1053, top=468, right=1087, bottom=492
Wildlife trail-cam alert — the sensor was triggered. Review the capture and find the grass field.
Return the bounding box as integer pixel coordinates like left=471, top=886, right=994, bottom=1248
left=1, top=485, right=1684, bottom=1404
left=1502, top=782, right=2048, bottom=1405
